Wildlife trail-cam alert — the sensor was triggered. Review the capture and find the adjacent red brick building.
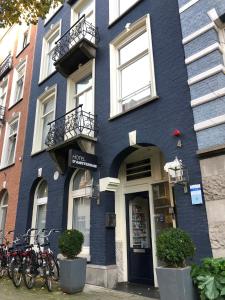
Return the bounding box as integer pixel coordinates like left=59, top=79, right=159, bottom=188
left=0, top=24, right=37, bottom=239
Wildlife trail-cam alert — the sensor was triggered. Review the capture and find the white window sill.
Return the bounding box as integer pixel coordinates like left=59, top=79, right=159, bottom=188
left=8, top=98, right=23, bottom=110
left=0, top=162, right=15, bottom=170
left=109, top=95, right=159, bottom=120
left=38, top=70, right=57, bottom=86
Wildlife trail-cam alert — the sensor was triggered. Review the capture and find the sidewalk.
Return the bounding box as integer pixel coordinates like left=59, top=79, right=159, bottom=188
left=0, top=278, right=158, bottom=300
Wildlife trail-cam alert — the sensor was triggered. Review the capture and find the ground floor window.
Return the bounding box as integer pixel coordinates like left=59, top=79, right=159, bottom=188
left=0, top=191, right=8, bottom=241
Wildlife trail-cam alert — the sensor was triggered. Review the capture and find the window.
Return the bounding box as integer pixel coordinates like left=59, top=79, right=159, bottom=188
left=44, top=3, right=63, bottom=25
left=32, top=86, right=56, bottom=154
left=68, top=169, right=92, bottom=259
left=110, top=15, right=156, bottom=117
left=10, top=59, right=26, bottom=107
left=109, top=0, right=140, bottom=23
left=31, top=180, right=48, bottom=244
left=71, top=0, right=95, bottom=25
left=1, top=117, right=19, bottom=168
left=39, top=21, right=61, bottom=82
left=16, top=25, right=30, bottom=55
left=0, top=77, right=8, bottom=107
left=0, top=191, right=8, bottom=242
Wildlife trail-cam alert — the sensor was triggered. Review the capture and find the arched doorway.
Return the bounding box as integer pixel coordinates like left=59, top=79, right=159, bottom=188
left=31, top=179, right=48, bottom=236
left=115, top=146, right=176, bottom=286
left=68, top=169, right=93, bottom=260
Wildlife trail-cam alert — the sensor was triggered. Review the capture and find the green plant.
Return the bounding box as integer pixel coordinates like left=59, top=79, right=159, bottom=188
left=58, top=229, right=84, bottom=259
left=191, top=258, right=225, bottom=300
left=156, top=228, right=195, bottom=267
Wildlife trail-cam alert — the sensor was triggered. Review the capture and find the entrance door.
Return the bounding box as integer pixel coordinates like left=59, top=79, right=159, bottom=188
left=126, top=192, right=154, bottom=285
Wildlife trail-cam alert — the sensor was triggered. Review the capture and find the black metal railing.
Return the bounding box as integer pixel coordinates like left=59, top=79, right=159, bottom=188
left=0, top=105, right=5, bottom=123
left=52, top=15, right=100, bottom=63
left=45, top=105, right=98, bottom=148
left=0, top=54, right=12, bottom=80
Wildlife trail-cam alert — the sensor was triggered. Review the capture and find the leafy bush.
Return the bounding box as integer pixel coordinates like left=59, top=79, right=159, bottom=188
left=191, top=258, right=225, bottom=300
left=156, top=228, right=195, bottom=267
left=58, top=229, right=84, bottom=259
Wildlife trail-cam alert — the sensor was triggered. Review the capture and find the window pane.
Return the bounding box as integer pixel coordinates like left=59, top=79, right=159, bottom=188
left=43, top=98, right=54, bottom=115
left=37, top=181, right=48, bottom=198
left=76, top=75, right=92, bottom=95
left=42, top=111, right=53, bottom=148
left=36, top=204, right=47, bottom=233
left=72, top=170, right=92, bottom=191
left=7, top=135, right=16, bottom=165
left=0, top=207, right=7, bottom=233
left=119, top=31, right=148, bottom=65
left=119, top=0, right=137, bottom=15
left=14, top=76, right=24, bottom=102
left=73, top=197, right=90, bottom=247
left=1, top=192, right=8, bottom=206
left=78, top=0, right=94, bottom=24
left=121, top=54, right=150, bottom=101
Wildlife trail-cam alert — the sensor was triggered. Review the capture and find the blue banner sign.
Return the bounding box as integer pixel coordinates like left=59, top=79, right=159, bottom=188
left=190, top=184, right=203, bottom=205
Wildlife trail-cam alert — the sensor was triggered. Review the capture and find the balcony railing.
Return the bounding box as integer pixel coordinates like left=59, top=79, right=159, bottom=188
left=0, top=105, right=5, bottom=123
left=52, top=15, right=100, bottom=64
left=45, top=105, right=98, bottom=148
left=0, top=54, right=12, bottom=81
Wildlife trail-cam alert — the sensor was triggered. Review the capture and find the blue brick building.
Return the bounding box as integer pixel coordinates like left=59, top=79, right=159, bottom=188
left=178, top=0, right=225, bottom=258
left=15, top=0, right=212, bottom=288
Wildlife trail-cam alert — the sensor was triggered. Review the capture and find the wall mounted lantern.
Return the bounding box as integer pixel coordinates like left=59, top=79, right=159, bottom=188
left=164, top=157, right=189, bottom=193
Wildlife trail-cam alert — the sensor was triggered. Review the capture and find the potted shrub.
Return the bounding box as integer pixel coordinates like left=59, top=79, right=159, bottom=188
left=58, top=229, right=85, bottom=294
left=191, top=257, right=225, bottom=300
left=156, top=228, right=197, bottom=300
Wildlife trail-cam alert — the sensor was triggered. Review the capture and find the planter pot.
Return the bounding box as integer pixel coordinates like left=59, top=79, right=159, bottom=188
left=59, top=257, right=87, bottom=294
left=156, top=266, right=198, bottom=300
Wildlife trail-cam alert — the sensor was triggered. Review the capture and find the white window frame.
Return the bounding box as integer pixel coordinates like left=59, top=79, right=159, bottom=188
left=0, top=190, right=8, bottom=240
left=44, top=3, right=63, bottom=25
left=109, top=0, right=141, bottom=24
left=39, top=20, right=61, bottom=83
left=32, top=85, right=57, bottom=154
left=109, top=14, right=157, bottom=117
left=31, top=179, right=48, bottom=245
left=16, top=24, right=31, bottom=56
left=9, top=58, right=27, bottom=108
left=0, top=75, right=9, bottom=107
left=71, top=0, right=95, bottom=26
left=0, top=114, right=20, bottom=169
left=219, top=26, right=225, bottom=65
left=66, top=60, right=95, bottom=113
left=67, top=169, right=93, bottom=260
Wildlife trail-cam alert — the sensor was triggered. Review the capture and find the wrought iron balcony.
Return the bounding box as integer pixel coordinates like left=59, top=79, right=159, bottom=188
left=0, top=54, right=12, bottom=81
left=45, top=105, right=98, bottom=149
left=52, top=15, right=100, bottom=77
left=0, top=105, right=5, bottom=124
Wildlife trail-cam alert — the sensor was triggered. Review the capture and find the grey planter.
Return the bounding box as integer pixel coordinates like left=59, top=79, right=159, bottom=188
left=156, top=266, right=198, bottom=300
left=59, top=257, right=87, bottom=294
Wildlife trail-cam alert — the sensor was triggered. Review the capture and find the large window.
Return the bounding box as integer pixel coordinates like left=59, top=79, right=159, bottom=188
left=68, top=169, right=92, bottom=259
left=0, top=191, right=8, bottom=241
left=10, top=59, right=26, bottom=107
left=16, top=24, right=30, bottom=55
left=110, top=15, right=156, bottom=117
left=32, top=86, right=56, bottom=154
left=0, top=77, right=8, bottom=107
left=1, top=117, right=19, bottom=168
left=31, top=180, right=48, bottom=244
left=109, top=0, right=140, bottom=23
left=72, top=0, right=94, bottom=25
left=39, top=21, right=61, bottom=82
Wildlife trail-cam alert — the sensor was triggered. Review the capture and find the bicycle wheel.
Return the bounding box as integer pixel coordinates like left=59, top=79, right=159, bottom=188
left=48, top=254, right=59, bottom=281
left=44, top=262, right=52, bottom=292
left=12, top=260, right=22, bottom=288
left=23, top=259, right=36, bottom=289
left=7, top=257, right=13, bottom=279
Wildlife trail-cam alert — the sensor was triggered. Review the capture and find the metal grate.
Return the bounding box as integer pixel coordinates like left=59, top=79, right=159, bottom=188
left=126, top=159, right=151, bottom=181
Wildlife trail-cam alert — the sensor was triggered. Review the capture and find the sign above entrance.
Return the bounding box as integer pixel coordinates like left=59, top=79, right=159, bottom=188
left=68, top=149, right=98, bottom=170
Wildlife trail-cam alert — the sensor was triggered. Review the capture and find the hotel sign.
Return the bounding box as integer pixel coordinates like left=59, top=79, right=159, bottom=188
left=68, top=149, right=98, bottom=170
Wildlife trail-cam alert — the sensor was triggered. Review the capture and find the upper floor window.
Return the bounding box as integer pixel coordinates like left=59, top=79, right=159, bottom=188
left=110, top=15, right=156, bottom=117
left=0, top=77, right=8, bottom=107
left=109, top=0, right=140, bottom=24
left=10, top=59, right=26, bottom=107
left=39, top=21, right=61, bottom=82
left=16, top=25, right=30, bottom=55
left=44, top=3, right=63, bottom=25
left=32, top=86, right=56, bottom=154
left=71, top=0, right=95, bottom=25
left=1, top=116, right=19, bottom=168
